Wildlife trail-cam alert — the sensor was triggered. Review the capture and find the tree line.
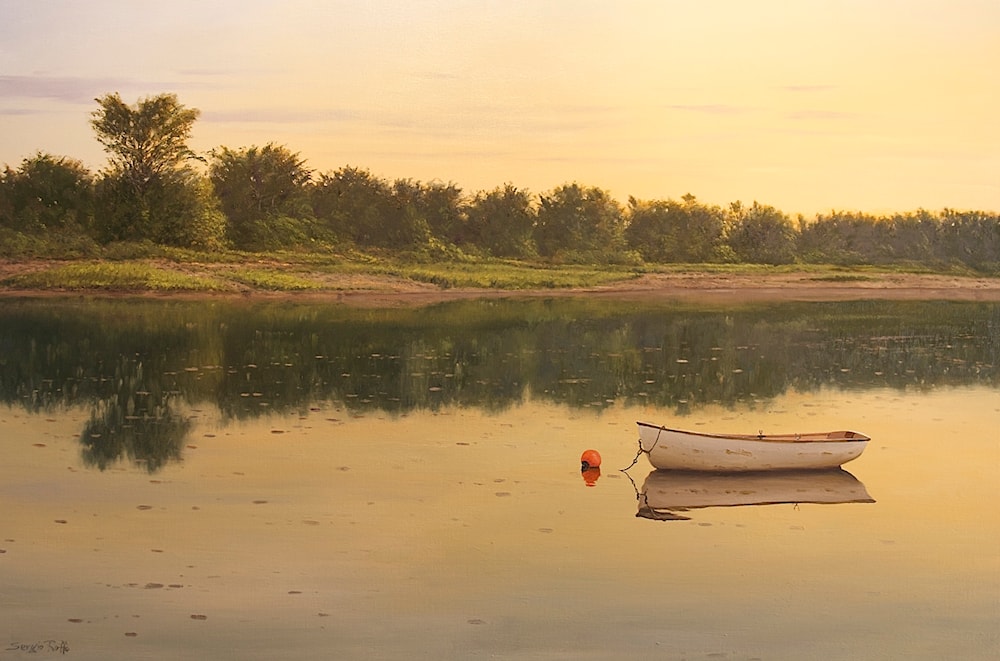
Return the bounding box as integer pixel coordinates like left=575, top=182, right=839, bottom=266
left=1, top=92, right=997, bottom=272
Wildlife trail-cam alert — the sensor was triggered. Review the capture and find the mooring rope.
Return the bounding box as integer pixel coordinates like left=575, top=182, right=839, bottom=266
left=620, top=440, right=644, bottom=472
left=620, top=425, right=663, bottom=473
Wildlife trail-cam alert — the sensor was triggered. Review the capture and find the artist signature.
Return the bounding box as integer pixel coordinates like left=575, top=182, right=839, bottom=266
left=4, top=641, right=70, bottom=655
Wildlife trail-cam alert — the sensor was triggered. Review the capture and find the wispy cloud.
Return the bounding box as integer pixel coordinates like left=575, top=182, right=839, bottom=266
left=0, top=75, right=132, bottom=103
left=368, top=102, right=624, bottom=142
left=202, top=108, right=358, bottom=124
left=176, top=68, right=234, bottom=77
left=0, top=74, right=215, bottom=104
left=0, top=107, right=40, bottom=116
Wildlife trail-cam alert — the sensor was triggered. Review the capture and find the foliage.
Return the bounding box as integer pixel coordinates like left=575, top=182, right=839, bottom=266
left=464, top=184, right=537, bottom=258
left=178, top=176, right=229, bottom=250
left=726, top=201, right=797, bottom=265
left=534, top=183, right=626, bottom=259
left=624, top=194, right=726, bottom=262
left=90, top=93, right=217, bottom=247
left=399, top=259, right=639, bottom=289
left=92, top=169, right=224, bottom=248
left=0, top=152, right=98, bottom=258
left=384, top=179, right=434, bottom=248
left=311, top=169, right=455, bottom=251
left=0, top=226, right=100, bottom=259
left=0, top=153, right=94, bottom=234
left=312, top=166, right=388, bottom=245
left=938, top=208, right=1000, bottom=272
left=209, top=143, right=319, bottom=249
left=0, top=90, right=997, bottom=274
left=91, top=93, right=200, bottom=190
left=799, top=209, right=1000, bottom=273
left=797, top=211, right=877, bottom=265
left=1, top=261, right=229, bottom=291
left=228, top=267, right=322, bottom=291
left=411, top=179, right=465, bottom=244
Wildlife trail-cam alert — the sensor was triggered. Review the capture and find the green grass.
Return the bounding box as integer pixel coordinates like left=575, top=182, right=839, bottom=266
left=1, top=249, right=994, bottom=295
left=285, top=254, right=643, bottom=289
left=228, top=268, right=323, bottom=291
left=1, top=262, right=231, bottom=292
left=378, top=261, right=642, bottom=289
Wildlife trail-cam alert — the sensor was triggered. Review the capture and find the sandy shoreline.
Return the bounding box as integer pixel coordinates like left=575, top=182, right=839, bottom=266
left=1, top=264, right=999, bottom=306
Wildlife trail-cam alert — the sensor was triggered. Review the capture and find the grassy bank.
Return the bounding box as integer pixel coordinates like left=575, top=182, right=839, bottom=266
left=0, top=246, right=992, bottom=295
left=0, top=250, right=643, bottom=293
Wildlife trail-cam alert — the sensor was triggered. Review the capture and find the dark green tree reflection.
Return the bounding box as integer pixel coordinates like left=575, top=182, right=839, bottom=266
left=79, top=355, right=189, bottom=472
left=0, top=297, right=996, bottom=472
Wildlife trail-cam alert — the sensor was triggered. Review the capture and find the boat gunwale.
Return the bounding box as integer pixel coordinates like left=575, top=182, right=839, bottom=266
left=636, top=421, right=870, bottom=444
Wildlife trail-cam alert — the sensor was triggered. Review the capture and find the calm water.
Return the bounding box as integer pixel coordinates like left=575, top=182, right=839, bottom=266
left=1, top=297, right=998, bottom=660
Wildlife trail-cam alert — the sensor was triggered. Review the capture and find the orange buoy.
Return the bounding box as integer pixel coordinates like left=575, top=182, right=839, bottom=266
left=580, top=449, right=602, bottom=470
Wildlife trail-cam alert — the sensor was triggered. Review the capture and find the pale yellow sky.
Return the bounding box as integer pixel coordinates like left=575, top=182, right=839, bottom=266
left=1, top=0, right=997, bottom=215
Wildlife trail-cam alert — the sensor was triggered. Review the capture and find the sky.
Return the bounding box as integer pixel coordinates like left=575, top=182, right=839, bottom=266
left=1, top=0, right=998, bottom=216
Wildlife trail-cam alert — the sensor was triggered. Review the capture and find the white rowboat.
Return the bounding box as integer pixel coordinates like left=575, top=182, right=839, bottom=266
left=637, top=421, right=869, bottom=472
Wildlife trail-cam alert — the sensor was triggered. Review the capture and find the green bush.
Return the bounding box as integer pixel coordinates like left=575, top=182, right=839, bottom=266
left=0, top=227, right=100, bottom=259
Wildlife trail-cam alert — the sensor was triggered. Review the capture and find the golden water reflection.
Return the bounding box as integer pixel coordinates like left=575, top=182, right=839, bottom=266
left=3, top=297, right=997, bottom=478
left=1, top=386, right=998, bottom=660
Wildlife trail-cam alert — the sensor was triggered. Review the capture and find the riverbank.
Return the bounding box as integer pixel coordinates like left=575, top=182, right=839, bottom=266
left=315, top=271, right=1000, bottom=306
left=1, top=258, right=999, bottom=305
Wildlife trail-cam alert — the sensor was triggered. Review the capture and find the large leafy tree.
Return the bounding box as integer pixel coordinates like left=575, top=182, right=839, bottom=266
left=625, top=194, right=727, bottom=263
left=798, top=211, right=885, bottom=265
left=416, top=180, right=465, bottom=244
left=92, top=170, right=226, bottom=249
left=383, top=179, right=433, bottom=249
left=0, top=152, right=94, bottom=233
left=311, top=166, right=393, bottom=245
left=90, top=93, right=219, bottom=246
left=313, top=171, right=463, bottom=250
left=209, top=143, right=317, bottom=249
left=726, top=201, right=797, bottom=265
left=534, top=183, right=624, bottom=259
left=937, top=209, right=1000, bottom=270
left=623, top=197, right=669, bottom=261
left=313, top=171, right=434, bottom=250
left=91, top=93, right=200, bottom=193
left=465, top=184, right=536, bottom=258
left=884, top=210, right=938, bottom=262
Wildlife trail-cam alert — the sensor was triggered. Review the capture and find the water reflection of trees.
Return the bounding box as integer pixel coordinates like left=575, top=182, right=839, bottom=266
left=0, top=298, right=996, bottom=471
left=79, top=356, right=189, bottom=472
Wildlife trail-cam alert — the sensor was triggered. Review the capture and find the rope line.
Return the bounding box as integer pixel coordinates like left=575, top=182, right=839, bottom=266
left=620, top=442, right=644, bottom=472
left=620, top=425, right=663, bottom=472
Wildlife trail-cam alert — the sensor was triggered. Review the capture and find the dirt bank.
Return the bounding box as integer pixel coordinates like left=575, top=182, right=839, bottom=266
left=314, top=271, right=1000, bottom=306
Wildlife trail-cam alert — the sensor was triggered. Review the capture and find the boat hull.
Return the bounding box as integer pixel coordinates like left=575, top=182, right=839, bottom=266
left=637, top=422, right=869, bottom=471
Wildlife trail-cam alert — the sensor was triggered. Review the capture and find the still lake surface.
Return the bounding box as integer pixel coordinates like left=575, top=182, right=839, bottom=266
left=1, top=296, right=998, bottom=660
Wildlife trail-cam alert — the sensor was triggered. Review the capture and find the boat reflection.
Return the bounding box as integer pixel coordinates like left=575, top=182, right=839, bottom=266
left=636, top=468, right=874, bottom=522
